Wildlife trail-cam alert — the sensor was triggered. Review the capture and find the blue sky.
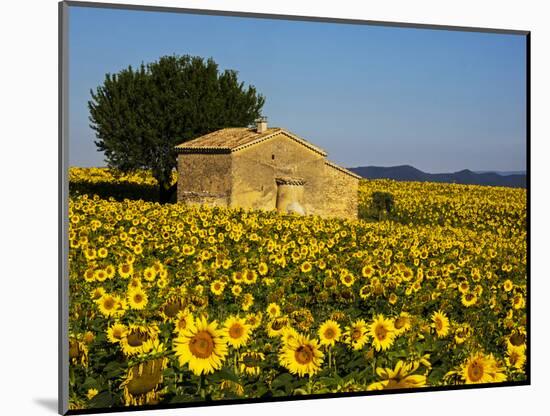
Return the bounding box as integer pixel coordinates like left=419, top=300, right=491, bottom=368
left=68, top=6, right=527, bottom=173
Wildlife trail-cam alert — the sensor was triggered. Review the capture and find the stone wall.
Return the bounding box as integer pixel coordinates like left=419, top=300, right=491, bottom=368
left=177, top=153, right=232, bottom=207
left=322, top=163, right=359, bottom=219
left=176, top=132, right=359, bottom=220
left=230, top=133, right=326, bottom=213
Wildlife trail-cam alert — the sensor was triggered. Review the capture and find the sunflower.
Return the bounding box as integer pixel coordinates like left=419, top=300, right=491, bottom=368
left=454, top=324, right=472, bottom=345
left=133, top=245, right=143, bottom=256
left=359, top=285, right=371, bottom=300
left=69, top=337, right=89, bottom=367
left=300, top=261, right=312, bottom=273
left=118, top=262, right=133, bottom=279
left=173, top=316, right=228, bottom=375
left=367, top=360, right=427, bottom=390
left=94, top=269, right=108, bottom=282
left=159, top=297, right=186, bottom=321
left=243, top=269, right=258, bottom=285
left=512, top=293, right=525, bottom=310
left=107, top=323, right=127, bottom=343
left=393, top=312, right=412, bottom=336
left=362, top=265, right=374, bottom=278
left=281, top=326, right=299, bottom=344
left=506, top=345, right=526, bottom=370
left=266, top=302, right=281, bottom=319
left=143, top=266, right=156, bottom=282
left=506, top=330, right=527, bottom=352
left=89, top=286, right=105, bottom=300
left=241, top=293, right=254, bottom=311
left=458, top=280, right=469, bottom=294
left=245, top=312, right=263, bottom=329
left=224, top=316, right=251, bottom=348
left=120, top=357, right=168, bottom=406
left=105, top=264, right=116, bottom=279
left=83, top=268, right=96, bottom=283
left=503, top=279, right=514, bottom=292
left=369, top=315, right=396, bottom=351
left=182, top=244, right=195, bottom=256
left=231, top=284, right=242, bottom=297
left=173, top=310, right=193, bottom=334
left=128, top=277, right=142, bottom=291
left=239, top=351, right=265, bottom=376
left=266, top=317, right=289, bottom=338
left=279, top=333, right=324, bottom=377
left=340, top=273, right=356, bottom=287
left=258, top=262, right=269, bottom=276
left=84, top=248, right=97, bottom=261
left=86, top=388, right=99, bottom=400
left=232, top=271, right=244, bottom=283
left=461, top=292, right=478, bottom=307
left=318, top=320, right=341, bottom=347
left=120, top=324, right=159, bottom=356
left=343, top=319, right=369, bottom=350
left=210, top=280, right=225, bottom=296
left=127, top=288, right=148, bottom=310
left=461, top=352, right=507, bottom=384
left=96, top=294, right=122, bottom=318
left=431, top=310, right=450, bottom=337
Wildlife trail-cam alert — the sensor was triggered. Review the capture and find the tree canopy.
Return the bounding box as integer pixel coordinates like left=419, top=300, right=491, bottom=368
left=88, top=55, right=265, bottom=202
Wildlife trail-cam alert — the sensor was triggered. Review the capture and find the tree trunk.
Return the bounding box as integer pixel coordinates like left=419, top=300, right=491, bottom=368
left=158, top=182, right=177, bottom=204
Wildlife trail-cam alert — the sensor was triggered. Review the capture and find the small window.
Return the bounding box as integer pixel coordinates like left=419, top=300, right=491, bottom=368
left=272, top=154, right=275, bottom=160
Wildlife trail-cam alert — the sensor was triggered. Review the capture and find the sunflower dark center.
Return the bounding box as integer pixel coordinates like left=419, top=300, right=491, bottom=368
left=229, top=324, right=244, bottom=339
left=127, top=331, right=147, bottom=347
left=295, top=345, right=314, bottom=365
left=272, top=320, right=285, bottom=331
left=103, top=298, right=115, bottom=310
left=177, top=318, right=187, bottom=330
left=510, top=333, right=525, bottom=346
left=189, top=331, right=214, bottom=358
left=375, top=324, right=388, bottom=340
left=324, top=328, right=336, bottom=339
left=164, top=302, right=181, bottom=318
left=394, top=317, right=406, bottom=329
left=468, top=361, right=484, bottom=382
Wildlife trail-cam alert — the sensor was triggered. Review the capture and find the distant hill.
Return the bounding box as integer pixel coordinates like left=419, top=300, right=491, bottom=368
left=349, top=165, right=526, bottom=188
left=474, top=170, right=526, bottom=176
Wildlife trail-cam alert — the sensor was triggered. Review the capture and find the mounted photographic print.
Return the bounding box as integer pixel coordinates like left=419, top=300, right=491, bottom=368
left=59, top=1, right=530, bottom=414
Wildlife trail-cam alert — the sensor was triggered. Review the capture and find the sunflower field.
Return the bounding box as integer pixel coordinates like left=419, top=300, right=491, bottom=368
left=67, top=168, right=527, bottom=410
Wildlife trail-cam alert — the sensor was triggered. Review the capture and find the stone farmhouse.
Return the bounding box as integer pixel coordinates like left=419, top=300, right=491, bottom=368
left=174, top=118, right=360, bottom=219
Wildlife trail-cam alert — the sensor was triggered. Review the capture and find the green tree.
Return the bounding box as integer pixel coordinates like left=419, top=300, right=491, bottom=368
left=88, top=55, right=265, bottom=202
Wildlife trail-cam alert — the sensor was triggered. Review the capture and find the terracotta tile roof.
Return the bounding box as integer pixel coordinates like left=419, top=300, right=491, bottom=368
left=175, top=127, right=327, bottom=156
left=325, top=160, right=362, bottom=180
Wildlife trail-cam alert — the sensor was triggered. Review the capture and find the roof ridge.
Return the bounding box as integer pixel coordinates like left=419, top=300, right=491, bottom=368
left=325, top=160, right=362, bottom=179
left=174, top=126, right=328, bottom=157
